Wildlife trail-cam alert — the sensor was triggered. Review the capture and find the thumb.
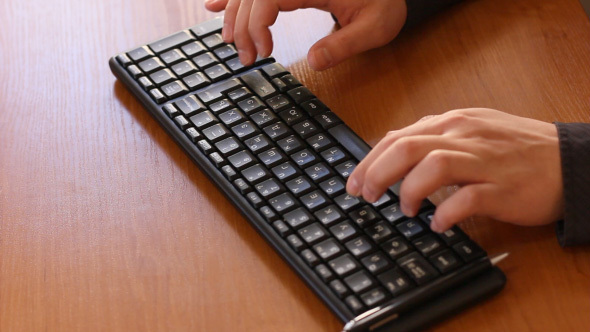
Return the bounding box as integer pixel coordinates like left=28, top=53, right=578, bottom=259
left=307, top=14, right=398, bottom=70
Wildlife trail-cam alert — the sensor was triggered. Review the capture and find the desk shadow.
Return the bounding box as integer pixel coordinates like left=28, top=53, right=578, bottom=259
left=112, top=81, right=339, bottom=329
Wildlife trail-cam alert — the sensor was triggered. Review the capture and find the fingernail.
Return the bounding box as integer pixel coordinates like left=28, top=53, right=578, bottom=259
left=362, top=187, right=378, bottom=203
left=347, top=177, right=361, bottom=197
left=309, top=47, right=332, bottom=70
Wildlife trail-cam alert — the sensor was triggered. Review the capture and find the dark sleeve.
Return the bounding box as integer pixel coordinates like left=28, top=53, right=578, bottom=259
left=404, top=0, right=465, bottom=27
left=554, top=122, right=590, bottom=246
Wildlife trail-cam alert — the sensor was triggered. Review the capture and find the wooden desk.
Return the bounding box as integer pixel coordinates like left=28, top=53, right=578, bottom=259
left=2, top=0, right=590, bottom=330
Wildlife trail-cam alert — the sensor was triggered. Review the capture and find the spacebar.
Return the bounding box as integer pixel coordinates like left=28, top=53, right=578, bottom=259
left=327, top=124, right=371, bottom=162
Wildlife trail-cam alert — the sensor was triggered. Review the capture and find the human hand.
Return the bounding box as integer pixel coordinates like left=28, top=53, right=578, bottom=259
left=204, top=0, right=407, bottom=70
left=346, top=108, right=564, bottom=232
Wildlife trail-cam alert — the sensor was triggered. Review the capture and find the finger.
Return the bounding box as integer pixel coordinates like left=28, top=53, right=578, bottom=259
left=249, top=0, right=279, bottom=57
left=205, top=0, right=230, bottom=12
left=307, top=12, right=395, bottom=70
left=222, top=0, right=242, bottom=42
left=430, top=184, right=498, bottom=232
left=347, top=116, right=444, bottom=196
left=234, top=0, right=257, bottom=65
left=399, top=150, right=484, bottom=216
left=358, top=136, right=467, bottom=203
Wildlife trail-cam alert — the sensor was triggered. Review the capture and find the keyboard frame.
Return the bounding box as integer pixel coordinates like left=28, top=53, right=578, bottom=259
left=109, top=18, right=507, bottom=329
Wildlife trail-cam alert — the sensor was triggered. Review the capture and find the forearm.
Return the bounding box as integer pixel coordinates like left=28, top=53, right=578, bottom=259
left=554, top=122, right=590, bottom=246
left=405, top=0, right=465, bottom=27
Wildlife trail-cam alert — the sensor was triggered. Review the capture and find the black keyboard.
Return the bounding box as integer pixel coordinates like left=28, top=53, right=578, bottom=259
left=110, top=17, right=506, bottom=331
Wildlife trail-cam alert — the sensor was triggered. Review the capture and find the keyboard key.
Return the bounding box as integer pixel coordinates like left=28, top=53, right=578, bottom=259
left=298, top=223, right=328, bottom=244
left=300, top=190, right=329, bottom=211
left=315, top=264, right=335, bottom=282
left=244, top=134, right=271, bottom=152
left=380, top=203, right=406, bottom=224
left=150, top=68, right=177, bottom=86
left=377, top=269, right=413, bottom=297
left=396, top=219, right=426, bottom=240
left=301, top=249, right=320, bottom=267
left=288, top=86, right=315, bottom=104
left=319, top=177, right=346, bottom=198
left=246, top=191, right=264, bottom=208
left=190, top=17, right=223, bottom=37
left=171, top=60, right=198, bottom=77
left=285, top=176, right=313, bottom=195
left=175, top=95, right=206, bottom=116
left=272, top=220, right=291, bottom=237
left=219, top=108, right=246, bottom=126
left=330, top=220, right=359, bottom=242
left=334, top=160, right=357, bottom=178
left=315, top=112, right=342, bottom=129
left=272, top=77, right=288, bottom=92
left=232, top=120, right=259, bottom=139
left=291, top=148, right=316, bottom=167
left=315, top=205, right=345, bottom=226
left=329, top=254, right=360, bottom=277
left=240, top=70, right=276, bottom=99
left=189, top=111, right=217, bottom=129
left=225, top=57, right=246, bottom=73
left=193, top=52, right=218, bottom=69
left=345, top=295, right=365, bottom=314
left=161, top=80, right=189, bottom=98
left=116, top=53, right=132, bottom=67
left=228, top=150, right=256, bottom=169
left=453, top=240, right=486, bottom=262
left=413, top=234, right=444, bottom=256
left=283, top=207, right=314, bottom=229
left=344, top=270, right=374, bottom=294
left=127, top=64, right=143, bottom=79
left=439, top=226, right=468, bottom=246
left=360, top=287, right=388, bottom=307
left=261, top=62, right=288, bottom=77
left=334, top=193, right=361, bottom=211
left=259, top=205, right=278, bottom=222
left=215, top=137, right=242, bottom=156
left=330, top=279, right=351, bottom=298
left=305, top=162, right=332, bottom=182
left=281, top=74, right=302, bottom=88
left=227, top=87, right=252, bottom=102
left=307, top=133, right=334, bottom=152
left=162, top=104, right=180, bottom=118
left=221, top=165, right=238, bottom=180
left=160, top=49, right=186, bottom=65
left=205, top=64, right=232, bottom=81
left=278, top=107, right=305, bottom=125
left=197, top=139, right=214, bottom=153
left=350, top=206, right=379, bottom=228
left=266, top=95, right=291, bottom=111
left=321, top=147, right=347, bottom=165
left=149, top=31, right=194, bottom=54
left=233, top=178, right=251, bottom=194
left=251, top=109, right=278, bottom=127
left=185, top=127, right=201, bottom=143
left=287, top=234, right=306, bottom=252
left=293, top=119, right=319, bottom=138
left=209, top=99, right=234, bottom=113
left=173, top=115, right=190, bottom=130
left=208, top=152, right=226, bottom=167
left=381, top=237, right=411, bottom=259
left=372, top=192, right=396, bottom=208
left=138, top=76, right=154, bottom=91
left=241, top=164, right=270, bottom=184
left=258, top=147, right=286, bottom=167
left=268, top=192, right=298, bottom=213
left=202, top=33, right=224, bottom=48
left=128, top=46, right=154, bottom=62
left=213, top=44, right=237, bottom=60
left=263, top=122, right=291, bottom=140
left=430, top=249, right=462, bottom=274
left=237, top=96, right=265, bottom=114
left=181, top=41, right=207, bottom=56
left=149, top=88, right=166, bottom=103
left=345, top=236, right=376, bottom=258
left=361, top=252, right=392, bottom=275
left=313, top=238, right=343, bottom=260
left=271, top=162, right=300, bottom=181
left=365, top=221, right=395, bottom=243
left=397, top=252, right=440, bottom=285
left=255, top=178, right=284, bottom=198
left=139, top=57, right=165, bottom=74
left=196, top=78, right=241, bottom=104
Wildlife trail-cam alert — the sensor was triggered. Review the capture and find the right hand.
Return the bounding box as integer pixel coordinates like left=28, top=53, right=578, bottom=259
left=204, top=0, right=408, bottom=70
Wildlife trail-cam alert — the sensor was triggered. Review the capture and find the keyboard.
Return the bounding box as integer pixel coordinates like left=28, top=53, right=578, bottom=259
left=109, top=17, right=506, bottom=331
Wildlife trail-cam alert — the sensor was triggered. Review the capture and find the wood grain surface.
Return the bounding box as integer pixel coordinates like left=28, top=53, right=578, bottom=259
left=1, top=0, right=590, bottom=331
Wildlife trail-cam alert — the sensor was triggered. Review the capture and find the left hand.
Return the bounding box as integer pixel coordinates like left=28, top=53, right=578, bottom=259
left=346, top=108, right=564, bottom=233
